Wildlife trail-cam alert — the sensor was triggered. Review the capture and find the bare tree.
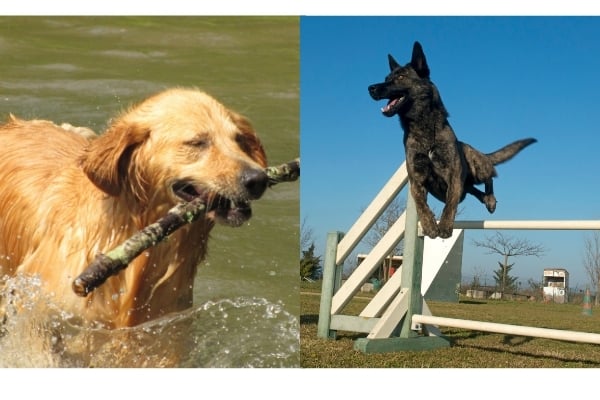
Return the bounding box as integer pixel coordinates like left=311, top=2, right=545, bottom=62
left=300, top=216, right=315, bottom=253
left=469, top=265, right=487, bottom=289
left=363, top=196, right=405, bottom=282
left=342, top=249, right=361, bottom=280
left=472, top=231, right=546, bottom=298
left=583, top=231, right=600, bottom=305
left=526, top=277, right=543, bottom=298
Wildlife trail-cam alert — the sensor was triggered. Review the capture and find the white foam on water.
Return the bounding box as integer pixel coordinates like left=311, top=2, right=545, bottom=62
left=0, top=275, right=299, bottom=367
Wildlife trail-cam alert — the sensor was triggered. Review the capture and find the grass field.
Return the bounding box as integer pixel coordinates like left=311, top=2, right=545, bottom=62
left=301, top=282, right=600, bottom=368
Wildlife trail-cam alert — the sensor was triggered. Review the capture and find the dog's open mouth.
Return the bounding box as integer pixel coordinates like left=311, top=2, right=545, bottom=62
left=171, top=181, right=252, bottom=227
left=381, top=96, right=405, bottom=117
left=369, top=84, right=406, bottom=118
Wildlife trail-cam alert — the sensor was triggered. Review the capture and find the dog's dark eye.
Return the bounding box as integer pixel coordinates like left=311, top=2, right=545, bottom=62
left=185, top=137, right=209, bottom=148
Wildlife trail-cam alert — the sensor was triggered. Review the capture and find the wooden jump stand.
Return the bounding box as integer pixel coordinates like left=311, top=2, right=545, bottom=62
left=317, top=162, right=600, bottom=354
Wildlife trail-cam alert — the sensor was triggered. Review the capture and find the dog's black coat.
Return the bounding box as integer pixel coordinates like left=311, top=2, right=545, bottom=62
left=369, top=41, right=536, bottom=238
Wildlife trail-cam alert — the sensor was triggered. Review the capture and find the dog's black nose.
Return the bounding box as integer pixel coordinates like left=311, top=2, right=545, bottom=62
left=368, top=84, right=380, bottom=99
left=241, top=168, right=268, bottom=200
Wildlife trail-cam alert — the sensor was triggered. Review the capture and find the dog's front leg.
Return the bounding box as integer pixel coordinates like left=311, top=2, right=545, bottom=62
left=437, top=172, right=462, bottom=238
left=409, top=180, right=439, bottom=239
left=406, top=150, right=440, bottom=238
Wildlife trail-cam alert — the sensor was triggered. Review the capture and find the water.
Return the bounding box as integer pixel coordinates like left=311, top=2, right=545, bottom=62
left=0, top=275, right=298, bottom=367
left=0, top=16, right=299, bottom=367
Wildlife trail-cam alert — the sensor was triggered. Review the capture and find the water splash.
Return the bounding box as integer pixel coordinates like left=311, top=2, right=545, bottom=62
left=0, top=275, right=299, bottom=367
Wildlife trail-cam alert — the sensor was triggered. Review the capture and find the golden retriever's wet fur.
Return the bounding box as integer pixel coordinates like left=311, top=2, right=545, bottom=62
left=0, top=88, right=268, bottom=329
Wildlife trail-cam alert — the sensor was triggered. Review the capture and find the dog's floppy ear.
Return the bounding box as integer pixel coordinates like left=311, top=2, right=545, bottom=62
left=388, top=54, right=400, bottom=72
left=227, top=110, right=268, bottom=168
left=79, top=120, right=150, bottom=196
left=411, top=41, right=430, bottom=79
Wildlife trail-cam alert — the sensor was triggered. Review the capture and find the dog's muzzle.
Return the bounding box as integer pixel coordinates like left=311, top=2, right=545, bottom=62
left=171, top=167, right=268, bottom=227
left=368, top=83, right=405, bottom=117
left=368, top=83, right=385, bottom=100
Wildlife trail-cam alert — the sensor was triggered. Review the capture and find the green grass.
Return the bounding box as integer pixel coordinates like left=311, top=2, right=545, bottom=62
left=300, top=282, right=600, bottom=367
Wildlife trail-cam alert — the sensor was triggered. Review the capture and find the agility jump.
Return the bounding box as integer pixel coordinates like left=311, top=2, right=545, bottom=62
left=317, top=161, right=600, bottom=353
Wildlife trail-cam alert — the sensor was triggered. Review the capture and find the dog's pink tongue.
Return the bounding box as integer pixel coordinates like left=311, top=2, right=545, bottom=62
left=382, top=98, right=398, bottom=113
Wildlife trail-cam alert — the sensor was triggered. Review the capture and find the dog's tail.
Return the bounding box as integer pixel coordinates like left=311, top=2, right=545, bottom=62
left=487, top=138, right=537, bottom=165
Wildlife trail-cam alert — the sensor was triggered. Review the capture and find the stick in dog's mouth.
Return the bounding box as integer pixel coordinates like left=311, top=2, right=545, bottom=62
left=171, top=181, right=252, bottom=227
left=211, top=195, right=252, bottom=227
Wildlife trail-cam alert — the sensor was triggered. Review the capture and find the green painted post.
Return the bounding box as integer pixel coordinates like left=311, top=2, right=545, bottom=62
left=398, top=187, right=424, bottom=338
left=317, top=231, right=344, bottom=339
left=354, top=186, right=449, bottom=352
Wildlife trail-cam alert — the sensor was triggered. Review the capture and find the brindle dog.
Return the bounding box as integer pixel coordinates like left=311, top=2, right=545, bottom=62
left=369, top=41, right=536, bottom=238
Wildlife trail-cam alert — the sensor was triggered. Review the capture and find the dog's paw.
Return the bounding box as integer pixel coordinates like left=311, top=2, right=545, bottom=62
left=437, top=220, right=454, bottom=238
left=484, top=195, right=497, bottom=214
left=438, top=228, right=453, bottom=239
left=420, top=221, right=440, bottom=239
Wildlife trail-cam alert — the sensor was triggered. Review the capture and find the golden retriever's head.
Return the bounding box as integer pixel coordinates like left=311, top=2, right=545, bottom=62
left=80, top=88, right=268, bottom=227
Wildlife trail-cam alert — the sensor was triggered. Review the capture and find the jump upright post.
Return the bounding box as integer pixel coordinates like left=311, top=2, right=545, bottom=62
left=353, top=188, right=453, bottom=352
left=317, top=160, right=600, bottom=354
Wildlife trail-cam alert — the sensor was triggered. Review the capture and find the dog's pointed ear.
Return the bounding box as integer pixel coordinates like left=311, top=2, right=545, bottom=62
left=387, top=54, right=400, bottom=72
left=411, top=41, right=430, bottom=78
left=79, top=121, right=149, bottom=196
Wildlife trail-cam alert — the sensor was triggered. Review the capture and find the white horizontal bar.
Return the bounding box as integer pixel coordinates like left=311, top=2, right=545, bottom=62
left=452, top=220, right=600, bottom=230
left=412, top=314, right=600, bottom=345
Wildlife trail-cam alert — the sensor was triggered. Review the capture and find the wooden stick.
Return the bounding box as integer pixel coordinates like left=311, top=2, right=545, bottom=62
left=72, top=158, right=300, bottom=297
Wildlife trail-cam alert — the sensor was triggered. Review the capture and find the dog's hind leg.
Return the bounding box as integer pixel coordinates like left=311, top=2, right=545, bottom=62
left=481, top=179, right=496, bottom=213
left=466, top=180, right=497, bottom=213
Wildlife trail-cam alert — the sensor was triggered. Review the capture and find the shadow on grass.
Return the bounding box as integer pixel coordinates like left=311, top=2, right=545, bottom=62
left=445, top=329, right=537, bottom=347
left=444, top=329, right=600, bottom=366
left=300, top=314, right=319, bottom=324
left=456, top=341, right=600, bottom=366
left=459, top=300, right=487, bottom=305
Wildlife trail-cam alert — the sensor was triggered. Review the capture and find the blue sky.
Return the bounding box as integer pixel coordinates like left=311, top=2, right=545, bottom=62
left=300, top=16, right=600, bottom=290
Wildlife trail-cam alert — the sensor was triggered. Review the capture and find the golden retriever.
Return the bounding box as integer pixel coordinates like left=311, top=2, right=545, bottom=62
left=0, top=88, right=268, bottom=330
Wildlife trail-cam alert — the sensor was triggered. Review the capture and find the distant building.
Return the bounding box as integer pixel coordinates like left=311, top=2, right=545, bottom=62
left=542, top=268, right=569, bottom=303
left=357, top=254, right=402, bottom=284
